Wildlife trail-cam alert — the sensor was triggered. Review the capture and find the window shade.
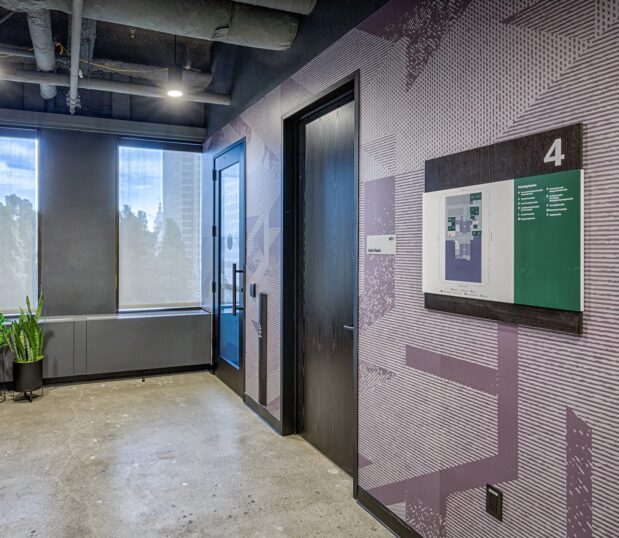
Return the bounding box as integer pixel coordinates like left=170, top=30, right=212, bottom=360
left=0, top=129, right=38, bottom=314
left=118, top=142, right=202, bottom=310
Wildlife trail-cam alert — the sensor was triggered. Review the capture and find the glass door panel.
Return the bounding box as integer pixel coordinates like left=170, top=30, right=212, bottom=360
left=219, top=162, right=241, bottom=368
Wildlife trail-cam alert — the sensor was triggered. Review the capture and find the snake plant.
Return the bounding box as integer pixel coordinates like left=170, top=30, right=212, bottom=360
left=0, top=296, right=45, bottom=364
left=0, top=313, right=5, bottom=350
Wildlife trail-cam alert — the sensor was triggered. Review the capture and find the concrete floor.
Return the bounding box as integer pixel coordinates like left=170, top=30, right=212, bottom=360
left=0, top=372, right=390, bottom=537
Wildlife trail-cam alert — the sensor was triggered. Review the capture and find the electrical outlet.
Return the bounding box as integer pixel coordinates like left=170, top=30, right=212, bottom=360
left=486, top=484, right=503, bottom=521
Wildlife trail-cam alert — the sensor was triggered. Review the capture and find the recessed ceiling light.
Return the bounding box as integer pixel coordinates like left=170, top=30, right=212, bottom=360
left=167, top=89, right=183, bottom=98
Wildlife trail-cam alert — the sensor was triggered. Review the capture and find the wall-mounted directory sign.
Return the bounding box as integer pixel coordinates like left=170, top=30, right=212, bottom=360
left=423, top=124, right=583, bottom=334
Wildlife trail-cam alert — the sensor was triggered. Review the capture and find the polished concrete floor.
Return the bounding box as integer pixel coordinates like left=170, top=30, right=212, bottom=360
left=0, top=372, right=389, bottom=537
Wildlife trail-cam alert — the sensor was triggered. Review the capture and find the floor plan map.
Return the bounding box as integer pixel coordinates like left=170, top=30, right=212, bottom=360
left=445, top=192, right=482, bottom=283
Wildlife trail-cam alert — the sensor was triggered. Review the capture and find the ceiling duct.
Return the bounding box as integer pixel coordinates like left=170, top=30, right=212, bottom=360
left=233, top=0, right=317, bottom=15
left=0, top=0, right=299, bottom=50
left=0, top=44, right=214, bottom=88
left=26, top=9, right=57, bottom=99
left=0, top=68, right=230, bottom=105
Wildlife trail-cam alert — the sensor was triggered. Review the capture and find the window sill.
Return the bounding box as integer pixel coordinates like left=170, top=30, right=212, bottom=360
left=89, top=308, right=210, bottom=321
left=3, top=309, right=210, bottom=324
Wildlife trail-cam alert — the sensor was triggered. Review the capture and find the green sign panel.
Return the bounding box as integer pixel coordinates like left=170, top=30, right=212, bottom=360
left=514, top=170, right=582, bottom=311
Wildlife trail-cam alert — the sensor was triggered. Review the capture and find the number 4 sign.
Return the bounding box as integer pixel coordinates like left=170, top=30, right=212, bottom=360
left=544, top=138, right=565, bottom=167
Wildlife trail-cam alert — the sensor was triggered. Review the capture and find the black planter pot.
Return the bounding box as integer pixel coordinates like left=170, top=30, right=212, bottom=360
left=13, top=360, right=43, bottom=394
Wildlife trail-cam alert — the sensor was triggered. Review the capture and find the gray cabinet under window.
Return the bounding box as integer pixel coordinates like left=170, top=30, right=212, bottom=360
left=3, top=311, right=211, bottom=382
left=86, top=311, right=210, bottom=375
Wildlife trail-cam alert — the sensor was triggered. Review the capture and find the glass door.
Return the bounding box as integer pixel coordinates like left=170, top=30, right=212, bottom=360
left=213, top=141, right=245, bottom=396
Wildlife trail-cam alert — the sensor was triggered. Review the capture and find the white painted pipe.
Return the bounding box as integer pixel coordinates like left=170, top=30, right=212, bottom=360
left=234, top=0, right=316, bottom=15
left=0, top=69, right=231, bottom=105
left=0, top=0, right=299, bottom=51
left=67, top=0, right=83, bottom=114
left=0, top=44, right=213, bottom=88
left=26, top=9, right=57, bottom=99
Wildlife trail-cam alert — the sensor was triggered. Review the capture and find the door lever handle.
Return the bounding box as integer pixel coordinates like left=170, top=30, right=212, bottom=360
left=232, top=264, right=244, bottom=317
left=343, top=324, right=354, bottom=332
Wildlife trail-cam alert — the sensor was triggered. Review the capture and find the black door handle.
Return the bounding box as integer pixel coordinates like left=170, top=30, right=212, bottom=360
left=343, top=324, right=354, bottom=332
left=232, top=263, right=244, bottom=317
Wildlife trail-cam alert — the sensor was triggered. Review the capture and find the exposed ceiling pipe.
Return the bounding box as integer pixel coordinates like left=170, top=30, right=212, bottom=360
left=0, top=44, right=213, bottom=88
left=0, top=0, right=299, bottom=51
left=233, top=0, right=316, bottom=15
left=0, top=68, right=231, bottom=105
left=26, top=9, right=57, bottom=99
left=0, top=43, right=34, bottom=59
left=61, top=58, right=214, bottom=88
left=67, top=0, right=83, bottom=113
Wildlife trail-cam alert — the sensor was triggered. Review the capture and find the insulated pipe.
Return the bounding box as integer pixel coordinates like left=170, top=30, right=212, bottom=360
left=0, top=69, right=231, bottom=105
left=233, top=0, right=316, bottom=15
left=26, top=9, right=56, bottom=99
left=0, top=44, right=214, bottom=88
left=57, top=58, right=213, bottom=88
left=0, top=0, right=299, bottom=51
left=67, top=0, right=83, bottom=113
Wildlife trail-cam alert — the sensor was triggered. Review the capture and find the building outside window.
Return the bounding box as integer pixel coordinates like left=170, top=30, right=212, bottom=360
left=118, top=141, right=202, bottom=310
left=0, top=130, right=38, bottom=314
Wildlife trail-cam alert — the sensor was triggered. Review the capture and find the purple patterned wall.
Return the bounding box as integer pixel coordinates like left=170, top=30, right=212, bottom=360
left=205, top=0, right=619, bottom=535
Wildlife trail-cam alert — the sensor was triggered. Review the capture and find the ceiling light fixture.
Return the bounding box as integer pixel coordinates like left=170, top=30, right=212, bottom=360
left=167, top=36, right=183, bottom=98
left=167, top=65, right=183, bottom=97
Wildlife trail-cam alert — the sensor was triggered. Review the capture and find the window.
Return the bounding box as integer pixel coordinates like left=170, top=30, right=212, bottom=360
left=118, top=140, right=202, bottom=310
left=0, top=130, right=38, bottom=314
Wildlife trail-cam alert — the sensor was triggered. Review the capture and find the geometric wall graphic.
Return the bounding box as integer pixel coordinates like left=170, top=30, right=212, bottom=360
left=369, top=323, right=518, bottom=537
left=358, top=0, right=473, bottom=90
left=503, top=0, right=597, bottom=41
left=359, top=360, right=396, bottom=397
left=205, top=0, right=619, bottom=535
left=566, top=407, right=593, bottom=538
left=360, top=176, right=396, bottom=330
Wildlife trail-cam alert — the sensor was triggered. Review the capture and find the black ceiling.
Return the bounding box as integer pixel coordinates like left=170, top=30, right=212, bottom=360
left=205, top=0, right=391, bottom=135
left=0, top=1, right=391, bottom=135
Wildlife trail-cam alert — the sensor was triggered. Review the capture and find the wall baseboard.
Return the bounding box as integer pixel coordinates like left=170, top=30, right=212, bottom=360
left=357, top=486, right=423, bottom=538
left=244, top=394, right=282, bottom=434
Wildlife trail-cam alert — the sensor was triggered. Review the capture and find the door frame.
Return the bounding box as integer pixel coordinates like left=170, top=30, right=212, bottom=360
left=280, top=72, right=360, bottom=490
left=212, top=138, right=246, bottom=397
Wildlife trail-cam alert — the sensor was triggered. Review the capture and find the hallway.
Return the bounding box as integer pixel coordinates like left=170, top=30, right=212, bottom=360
left=0, top=373, right=388, bottom=537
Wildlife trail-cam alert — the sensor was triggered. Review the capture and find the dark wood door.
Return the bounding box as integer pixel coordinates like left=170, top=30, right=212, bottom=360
left=298, top=96, right=355, bottom=473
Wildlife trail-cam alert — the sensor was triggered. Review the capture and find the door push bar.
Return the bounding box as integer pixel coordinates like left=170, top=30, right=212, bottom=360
left=232, top=263, right=244, bottom=317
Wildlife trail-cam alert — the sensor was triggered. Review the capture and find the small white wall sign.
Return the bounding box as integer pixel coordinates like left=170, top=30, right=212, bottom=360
left=367, top=234, right=396, bottom=255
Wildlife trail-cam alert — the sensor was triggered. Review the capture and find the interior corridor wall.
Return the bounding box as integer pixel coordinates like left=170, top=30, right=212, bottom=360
left=204, top=0, right=619, bottom=535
